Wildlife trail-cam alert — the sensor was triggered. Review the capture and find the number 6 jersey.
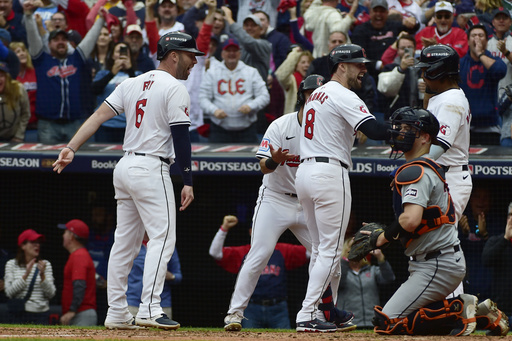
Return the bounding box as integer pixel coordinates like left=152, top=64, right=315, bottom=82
left=299, top=81, right=375, bottom=168
left=105, top=70, right=191, bottom=160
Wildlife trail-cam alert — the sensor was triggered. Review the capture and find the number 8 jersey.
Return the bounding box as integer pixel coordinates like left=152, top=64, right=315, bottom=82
left=299, top=81, right=375, bottom=169
left=105, top=70, right=191, bottom=160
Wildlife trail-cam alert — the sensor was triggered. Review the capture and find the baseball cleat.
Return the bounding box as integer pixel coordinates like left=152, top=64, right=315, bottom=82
left=326, top=308, right=357, bottom=332
left=296, top=318, right=337, bottom=332
left=104, top=317, right=145, bottom=330
left=336, top=320, right=357, bottom=332
left=458, top=294, right=478, bottom=336
left=476, top=299, right=510, bottom=336
left=135, top=313, right=180, bottom=330
left=224, top=312, right=244, bottom=331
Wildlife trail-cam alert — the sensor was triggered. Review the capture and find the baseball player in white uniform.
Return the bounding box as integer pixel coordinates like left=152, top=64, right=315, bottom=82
left=415, top=44, right=472, bottom=297
left=224, top=75, right=330, bottom=331
left=295, top=44, right=392, bottom=332
left=53, top=32, right=203, bottom=330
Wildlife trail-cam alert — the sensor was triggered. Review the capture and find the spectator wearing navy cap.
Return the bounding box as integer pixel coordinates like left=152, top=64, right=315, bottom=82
left=23, top=1, right=106, bottom=144
left=200, top=37, right=270, bottom=143
left=351, top=0, right=414, bottom=79
left=460, top=23, right=507, bottom=145
left=4, top=229, right=56, bottom=324
left=0, top=28, right=20, bottom=79
left=222, top=7, right=271, bottom=84
left=454, top=0, right=479, bottom=30
left=0, top=61, right=30, bottom=142
left=59, top=219, right=97, bottom=326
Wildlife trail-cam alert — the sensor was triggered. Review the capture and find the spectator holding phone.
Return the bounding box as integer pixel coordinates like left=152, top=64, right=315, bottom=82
left=377, top=34, right=420, bottom=119
left=92, top=41, right=140, bottom=143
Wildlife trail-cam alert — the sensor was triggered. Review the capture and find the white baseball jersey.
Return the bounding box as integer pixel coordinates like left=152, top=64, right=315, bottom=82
left=256, top=112, right=302, bottom=194
left=299, top=81, right=375, bottom=168
left=427, top=88, right=471, bottom=166
left=105, top=70, right=191, bottom=159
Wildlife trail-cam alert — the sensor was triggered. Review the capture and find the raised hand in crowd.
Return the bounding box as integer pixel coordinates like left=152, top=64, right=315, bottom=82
left=221, top=215, right=238, bottom=231
left=504, top=210, right=512, bottom=240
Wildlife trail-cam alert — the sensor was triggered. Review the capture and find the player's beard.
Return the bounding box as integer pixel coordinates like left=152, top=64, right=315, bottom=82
left=176, top=58, right=191, bottom=80
left=348, top=76, right=362, bottom=90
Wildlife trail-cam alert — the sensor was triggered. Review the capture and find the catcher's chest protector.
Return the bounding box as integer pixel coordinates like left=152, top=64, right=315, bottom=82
left=392, top=157, right=456, bottom=246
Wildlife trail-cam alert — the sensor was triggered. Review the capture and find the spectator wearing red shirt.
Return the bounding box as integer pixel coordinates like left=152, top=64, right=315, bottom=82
left=414, top=1, right=468, bottom=58
left=58, top=219, right=97, bottom=326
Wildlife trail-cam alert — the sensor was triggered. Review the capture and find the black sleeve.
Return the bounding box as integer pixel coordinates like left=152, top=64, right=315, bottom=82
left=482, top=234, right=509, bottom=267
left=170, top=124, right=192, bottom=186
left=359, top=118, right=391, bottom=141
left=69, top=279, right=86, bottom=312
left=5, top=50, right=20, bottom=80
left=91, top=71, right=115, bottom=96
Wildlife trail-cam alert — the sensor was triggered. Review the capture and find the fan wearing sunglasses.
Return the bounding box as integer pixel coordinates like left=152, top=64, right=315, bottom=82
left=414, top=1, right=468, bottom=57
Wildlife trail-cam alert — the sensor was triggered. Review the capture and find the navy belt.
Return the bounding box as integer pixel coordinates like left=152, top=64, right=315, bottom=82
left=285, top=193, right=297, bottom=198
left=442, top=165, right=468, bottom=172
left=133, top=152, right=171, bottom=165
left=301, top=157, right=349, bottom=169
left=250, top=297, right=285, bottom=306
left=412, top=245, right=460, bottom=262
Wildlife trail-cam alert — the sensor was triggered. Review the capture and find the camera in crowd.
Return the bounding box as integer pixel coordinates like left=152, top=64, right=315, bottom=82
left=504, top=84, right=512, bottom=99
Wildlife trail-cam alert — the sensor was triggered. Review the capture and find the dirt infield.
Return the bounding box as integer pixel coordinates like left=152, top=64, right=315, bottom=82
left=0, top=327, right=509, bottom=341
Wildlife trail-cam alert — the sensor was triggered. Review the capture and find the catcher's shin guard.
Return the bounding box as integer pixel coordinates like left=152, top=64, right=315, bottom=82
left=373, top=298, right=464, bottom=335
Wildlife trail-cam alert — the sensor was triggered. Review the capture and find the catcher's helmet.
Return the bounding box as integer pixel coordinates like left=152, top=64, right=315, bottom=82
left=414, top=44, right=459, bottom=80
left=328, top=44, right=371, bottom=74
left=296, top=74, right=326, bottom=108
left=389, top=106, right=439, bottom=159
left=157, top=32, right=205, bottom=61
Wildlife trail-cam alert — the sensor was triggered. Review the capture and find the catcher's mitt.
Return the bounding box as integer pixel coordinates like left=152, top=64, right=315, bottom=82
left=348, top=222, right=386, bottom=262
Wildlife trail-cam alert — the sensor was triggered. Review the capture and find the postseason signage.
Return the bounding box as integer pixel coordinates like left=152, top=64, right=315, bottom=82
left=0, top=143, right=510, bottom=179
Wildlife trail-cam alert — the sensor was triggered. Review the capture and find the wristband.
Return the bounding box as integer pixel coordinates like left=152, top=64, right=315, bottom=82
left=265, top=158, right=279, bottom=170
left=64, top=146, right=76, bottom=154
left=478, top=52, right=486, bottom=59
left=220, top=225, right=228, bottom=232
left=506, top=51, right=511, bottom=57
left=475, top=226, right=488, bottom=239
left=384, top=220, right=407, bottom=241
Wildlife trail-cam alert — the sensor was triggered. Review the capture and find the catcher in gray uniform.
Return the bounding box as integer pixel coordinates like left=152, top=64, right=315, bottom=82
left=349, top=107, right=509, bottom=336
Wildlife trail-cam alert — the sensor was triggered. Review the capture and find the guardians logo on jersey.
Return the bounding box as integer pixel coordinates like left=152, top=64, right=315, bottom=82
left=47, top=65, right=77, bottom=78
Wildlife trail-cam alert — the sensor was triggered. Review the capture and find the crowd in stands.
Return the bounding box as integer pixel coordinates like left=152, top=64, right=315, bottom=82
left=0, top=0, right=508, bottom=145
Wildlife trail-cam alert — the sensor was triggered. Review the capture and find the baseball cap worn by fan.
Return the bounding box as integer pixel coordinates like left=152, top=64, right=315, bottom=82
left=371, top=0, right=388, bottom=10
left=435, top=1, right=454, bottom=13
left=0, top=29, right=11, bottom=45
left=18, top=229, right=45, bottom=246
left=126, top=24, right=143, bottom=36
left=493, top=7, right=511, bottom=18
left=159, top=0, right=176, bottom=4
left=243, top=14, right=263, bottom=27
left=0, top=61, right=10, bottom=74
left=49, top=29, right=69, bottom=41
left=58, top=219, right=90, bottom=239
left=222, top=38, right=240, bottom=50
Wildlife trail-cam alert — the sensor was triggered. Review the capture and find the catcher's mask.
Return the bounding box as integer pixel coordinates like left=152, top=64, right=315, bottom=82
left=389, top=106, right=439, bottom=159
